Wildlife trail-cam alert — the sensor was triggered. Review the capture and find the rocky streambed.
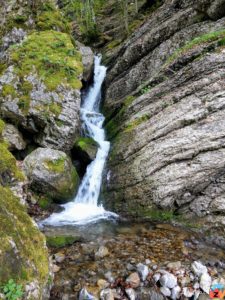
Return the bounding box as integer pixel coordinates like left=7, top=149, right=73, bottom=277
left=42, top=221, right=225, bottom=300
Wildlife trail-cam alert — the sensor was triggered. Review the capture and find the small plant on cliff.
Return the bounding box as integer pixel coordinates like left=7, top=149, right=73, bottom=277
left=1, top=279, right=23, bottom=300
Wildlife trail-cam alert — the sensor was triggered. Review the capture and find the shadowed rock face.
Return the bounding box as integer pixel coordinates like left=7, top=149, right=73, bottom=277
left=102, top=0, right=225, bottom=222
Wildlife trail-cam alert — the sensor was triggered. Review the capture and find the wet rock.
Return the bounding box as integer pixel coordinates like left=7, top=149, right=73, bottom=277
left=200, top=272, right=212, bottom=294
left=52, top=264, right=60, bottom=273
left=95, top=246, right=109, bottom=258
left=2, top=124, right=26, bottom=151
left=104, top=271, right=114, bottom=283
left=23, top=148, right=79, bottom=202
left=191, top=261, right=208, bottom=277
left=76, top=42, right=94, bottom=82
left=171, top=286, right=181, bottom=300
left=153, top=273, right=161, bottom=282
left=126, top=272, right=141, bottom=288
left=183, top=287, right=194, bottom=298
left=160, top=273, right=177, bottom=289
left=54, top=252, right=66, bottom=263
left=137, top=263, right=149, bottom=281
left=79, top=288, right=97, bottom=300
left=160, top=286, right=171, bottom=297
left=100, top=288, right=114, bottom=300
left=125, top=288, right=136, bottom=300
left=167, top=261, right=181, bottom=270
left=73, top=137, right=99, bottom=167
left=97, top=279, right=109, bottom=290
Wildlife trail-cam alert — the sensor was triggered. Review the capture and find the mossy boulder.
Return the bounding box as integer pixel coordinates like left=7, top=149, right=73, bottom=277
left=0, top=30, right=83, bottom=151
left=73, top=137, right=99, bottom=165
left=0, top=186, right=50, bottom=299
left=23, top=147, right=80, bottom=202
left=2, top=123, right=26, bottom=151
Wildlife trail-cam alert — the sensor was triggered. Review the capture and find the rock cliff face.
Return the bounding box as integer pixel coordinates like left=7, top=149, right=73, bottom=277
left=102, top=0, right=225, bottom=226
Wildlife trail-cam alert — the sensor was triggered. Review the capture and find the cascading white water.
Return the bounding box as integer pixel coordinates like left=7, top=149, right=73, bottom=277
left=42, top=55, right=117, bottom=226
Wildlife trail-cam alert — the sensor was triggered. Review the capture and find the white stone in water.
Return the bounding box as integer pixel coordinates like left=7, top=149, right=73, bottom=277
left=193, top=282, right=200, bottom=289
left=191, top=261, right=208, bottom=277
left=104, top=271, right=114, bottom=283
left=95, top=246, right=109, bottom=258
left=79, top=288, right=96, bottom=300
left=183, top=287, right=194, bottom=298
left=145, top=259, right=151, bottom=265
left=160, top=286, right=171, bottom=297
left=125, top=288, right=136, bottom=300
left=171, top=286, right=181, bottom=300
left=200, top=272, right=212, bottom=294
left=100, top=288, right=114, bottom=300
left=160, top=273, right=177, bottom=289
left=153, top=273, right=161, bottom=282
left=137, top=263, right=149, bottom=281
left=194, top=290, right=201, bottom=300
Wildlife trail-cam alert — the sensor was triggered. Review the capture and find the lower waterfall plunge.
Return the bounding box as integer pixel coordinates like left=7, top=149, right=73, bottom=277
left=42, top=55, right=117, bottom=226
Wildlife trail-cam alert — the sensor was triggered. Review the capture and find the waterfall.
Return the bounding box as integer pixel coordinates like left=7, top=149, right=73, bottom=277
left=42, top=55, right=117, bottom=226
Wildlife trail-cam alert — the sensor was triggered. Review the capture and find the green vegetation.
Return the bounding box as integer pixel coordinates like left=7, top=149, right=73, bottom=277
left=61, top=0, right=105, bottom=43
left=37, top=1, right=70, bottom=32
left=0, top=119, right=24, bottom=183
left=45, top=157, right=66, bottom=173
left=140, top=86, right=151, bottom=95
left=166, top=29, right=225, bottom=65
left=38, top=196, right=53, bottom=210
left=10, top=30, right=82, bottom=91
left=124, top=114, right=150, bottom=131
left=142, top=208, right=177, bottom=222
left=46, top=236, right=79, bottom=248
left=75, top=137, right=99, bottom=151
left=105, top=95, right=135, bottom=138
left=0, top=186, right=49, bottom=286
left=1, top=279, right=23, bottom=300
left=2, top=85, right=16, bottom=98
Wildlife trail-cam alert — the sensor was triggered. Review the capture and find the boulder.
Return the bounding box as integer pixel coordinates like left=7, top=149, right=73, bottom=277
left=76, top=41, right=94, bottom=82
left=2, top=123, right=26, bottom=151
left=73, top=137, right=99, bottom=165
left=23, top=148, right=79, bottom=202
left=0, top=186, right=50, bottom=299
left=0, top=30, right=83, bottom=152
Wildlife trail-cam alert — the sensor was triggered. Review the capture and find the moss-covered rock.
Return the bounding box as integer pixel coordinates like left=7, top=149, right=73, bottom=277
left=0, top=186, right=50, bottom=299
left=73, top=137, right=99, bottom=161
left=24, top=147, right=80, bottom=203
left=46, top=235, right=80, bottom=248
left=0, top=30, right=83, bottom=151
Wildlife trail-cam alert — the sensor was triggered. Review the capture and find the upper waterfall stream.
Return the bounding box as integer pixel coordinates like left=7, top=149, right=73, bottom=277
left=42, top=56, right=117, bottom=226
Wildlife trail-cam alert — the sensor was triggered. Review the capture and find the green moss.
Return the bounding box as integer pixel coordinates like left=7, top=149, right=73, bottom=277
left=0, top=119, right=5, bottom=135
left=37, top=9, right=70, bottom=33
left=48, top=102, right=62, bottom=116
left=2, top=85, right=16, bottom=98
left=0, top=143, right=24, bottom=182
left=18, top=96, right=30, bottom=115
left=124, top=114, right=150, bottom=132
left=106, top=39, right=121, bottom=50
left=0, top=186, right=49, bottom=286
left=45, top=157, right=66, bottom=173
left=166, top=29, right=225, bottom=65
left=9, top=30, right=83, bottom=91
left=38, top=196, right=53, bottom=210
left=105, top=95, right=135, bottom=139
left=46, top=236, right=79, bottom=248
left=75, top=137, right=99, bottom=151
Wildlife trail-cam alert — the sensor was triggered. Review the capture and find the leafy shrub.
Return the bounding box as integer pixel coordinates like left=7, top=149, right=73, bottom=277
left=1, top=279, right=23, bottom=300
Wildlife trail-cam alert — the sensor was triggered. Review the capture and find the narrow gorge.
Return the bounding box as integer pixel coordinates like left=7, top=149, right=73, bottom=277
left=0, top=0, right=225, bottom=299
